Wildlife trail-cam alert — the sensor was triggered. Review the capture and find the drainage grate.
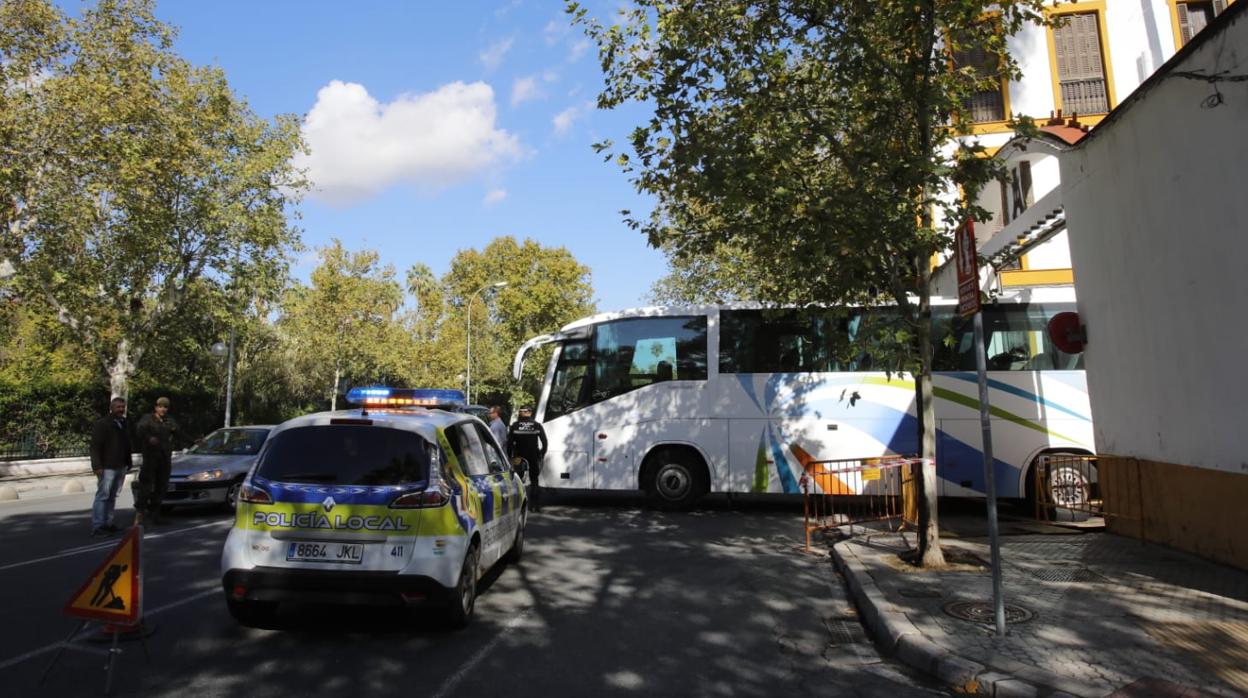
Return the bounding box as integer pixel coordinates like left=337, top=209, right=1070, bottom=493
left=1029, top=567, right=1108, bottom=583
left=826, top=618, right=859, bottom=645
left=943, top=600, right=1035, bottom=625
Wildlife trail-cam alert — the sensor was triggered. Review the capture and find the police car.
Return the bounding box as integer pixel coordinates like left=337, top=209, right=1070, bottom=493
left=220, top=388, right=526, bottom=628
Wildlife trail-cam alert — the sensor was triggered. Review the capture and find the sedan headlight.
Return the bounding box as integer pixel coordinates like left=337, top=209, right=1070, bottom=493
left=188, top=469, right=227, bottom=481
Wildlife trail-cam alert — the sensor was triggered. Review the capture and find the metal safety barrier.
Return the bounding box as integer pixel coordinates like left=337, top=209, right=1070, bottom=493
left=1034, top=453, right=1145, bottom=533
left=800, top=456, right=920, bottom=552
left=1034, top=453, right=1101, bottom=521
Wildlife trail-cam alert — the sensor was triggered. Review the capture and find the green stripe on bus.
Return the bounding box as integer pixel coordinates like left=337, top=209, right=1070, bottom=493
left=860, top=376, right=1083, bottom=445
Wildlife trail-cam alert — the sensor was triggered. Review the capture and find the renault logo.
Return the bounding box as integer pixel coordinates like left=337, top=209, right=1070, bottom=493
left=322, top=496, right=336, bottom=512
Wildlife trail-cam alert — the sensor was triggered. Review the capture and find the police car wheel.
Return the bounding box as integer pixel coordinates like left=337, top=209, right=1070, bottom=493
left=226, top=598, right=278, bottom=628
left=446, top=543, right=480, bottom=628
left=506, top=512, right=526, bottom=564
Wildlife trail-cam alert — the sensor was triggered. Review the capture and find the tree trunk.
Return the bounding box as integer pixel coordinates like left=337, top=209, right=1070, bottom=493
left=331, top=364, right=340, bottom=411
left=107, top=338, right=137, bottom=402
left=912, top=0, right=945, bottom=568
left=914, top=289, right=946, bottom=567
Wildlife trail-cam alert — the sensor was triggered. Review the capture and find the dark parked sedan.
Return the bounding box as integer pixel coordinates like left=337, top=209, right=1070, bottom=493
left=165, top=426, right=272, bottom=511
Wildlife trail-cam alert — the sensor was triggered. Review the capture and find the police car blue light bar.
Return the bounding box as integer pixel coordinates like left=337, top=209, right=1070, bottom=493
left=345, top=387, right=467, bottom=407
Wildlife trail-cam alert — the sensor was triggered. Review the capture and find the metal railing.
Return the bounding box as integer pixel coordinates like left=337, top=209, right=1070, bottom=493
left=0, top=434, right=90, bottom=462
left=800, top=456, right=920, bottom=552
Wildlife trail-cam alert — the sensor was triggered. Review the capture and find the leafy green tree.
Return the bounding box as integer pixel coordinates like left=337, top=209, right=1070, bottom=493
left=571, top=0, right=1044, bottom=565
left=437, top=236, right=596, bottom=408
left=281, top=240, right=408, bottom=410
left=0, top=0, right=305, bottom=400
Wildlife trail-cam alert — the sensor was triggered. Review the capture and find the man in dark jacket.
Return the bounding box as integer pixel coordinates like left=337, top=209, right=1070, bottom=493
left=134, top=397, right=178, bottom=525
left=90, top=397, right=133, bottom=537
left=507, top=406, right=548, bottom=512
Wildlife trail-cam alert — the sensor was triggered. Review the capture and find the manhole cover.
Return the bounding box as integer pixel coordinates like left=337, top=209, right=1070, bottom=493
left=943, top=601, right=1035, bottom=625
left=1030, top=567, right=1107, bottom=583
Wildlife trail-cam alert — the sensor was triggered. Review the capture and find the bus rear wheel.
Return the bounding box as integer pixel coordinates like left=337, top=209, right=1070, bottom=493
left=644, top=449, right=707, bottom=512
left=1027, top=452, right=1094, bottom=521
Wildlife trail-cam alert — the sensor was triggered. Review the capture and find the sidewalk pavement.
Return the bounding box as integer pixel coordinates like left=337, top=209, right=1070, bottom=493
left=832, top=526, right=1248, bottom=697
left=0, top=456, right=146, bottom=501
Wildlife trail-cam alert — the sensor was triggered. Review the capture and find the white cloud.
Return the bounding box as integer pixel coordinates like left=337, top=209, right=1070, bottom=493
left=553, top=101, right=593, bottom=135
left=483, top=189, right=508, bottom=205
left=568, top=39, right=590, bottom=62
left=544, top=17, right=570, bottom=45
left=511, top=76, right=540, bottom=106
left=494, top=0, right=522, bottom=19
left=296, top=80, right=523, bottom=205
left=479, top=38, right=514, bottom=72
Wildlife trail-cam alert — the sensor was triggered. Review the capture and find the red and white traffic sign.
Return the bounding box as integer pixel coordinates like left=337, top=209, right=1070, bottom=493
left=955, top=219, right=980, bottom=318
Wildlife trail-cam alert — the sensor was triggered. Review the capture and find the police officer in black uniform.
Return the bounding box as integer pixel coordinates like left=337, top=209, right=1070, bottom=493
left=507, top=406, right=548, bottom=511
left=134, top=396, right=178, bottom=525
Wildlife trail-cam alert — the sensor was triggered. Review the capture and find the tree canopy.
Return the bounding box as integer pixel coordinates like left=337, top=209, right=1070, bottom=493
left=571, top=0, right=1046, bottom=565
left=0, top=0, right=306, bottom=398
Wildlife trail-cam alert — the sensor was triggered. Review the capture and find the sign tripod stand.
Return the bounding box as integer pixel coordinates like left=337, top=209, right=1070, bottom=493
left=40, top=525, right=152, bottom=695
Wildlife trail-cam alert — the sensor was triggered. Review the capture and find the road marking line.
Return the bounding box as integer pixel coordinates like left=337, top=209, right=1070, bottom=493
left=0, top=520, right=231, bottom=573
left=0, top=586, right=220, bottom=671
left=432, top=610, right=531, bottom=698
left=59, top=542, right=116, bottom=554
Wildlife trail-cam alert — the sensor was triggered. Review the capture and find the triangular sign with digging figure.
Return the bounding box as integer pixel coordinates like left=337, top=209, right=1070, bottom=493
left=64, top=526, right=142, bottom=626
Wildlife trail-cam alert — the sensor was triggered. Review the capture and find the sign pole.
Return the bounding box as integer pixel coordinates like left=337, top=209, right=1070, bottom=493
left=956, top=220, right=1005, bottom=638
left=973, top=310, right=1006, bottom=638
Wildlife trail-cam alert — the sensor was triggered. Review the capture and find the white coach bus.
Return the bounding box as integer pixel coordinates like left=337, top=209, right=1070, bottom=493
left=511, top=288, right=1094, bottom=510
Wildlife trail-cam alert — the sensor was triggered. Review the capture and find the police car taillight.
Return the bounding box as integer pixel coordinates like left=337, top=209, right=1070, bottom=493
left=239, top=483, right=272, bottom=505
left=391, top=488, right=449, bottom=508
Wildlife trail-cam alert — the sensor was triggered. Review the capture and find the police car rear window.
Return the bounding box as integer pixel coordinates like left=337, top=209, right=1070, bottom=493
left=255, top=425, right=433, bottom=485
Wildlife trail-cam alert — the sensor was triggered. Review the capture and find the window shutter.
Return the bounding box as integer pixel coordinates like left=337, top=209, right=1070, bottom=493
left=1213, top=0, right=1227, bottom=15
left=1053, top=13, right=1108, bottom=114
left=1178, top=3, right=1194, bottom=45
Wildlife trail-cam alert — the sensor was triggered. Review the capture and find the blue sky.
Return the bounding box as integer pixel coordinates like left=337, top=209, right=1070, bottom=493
left=146, top=0, right=665, bottom=312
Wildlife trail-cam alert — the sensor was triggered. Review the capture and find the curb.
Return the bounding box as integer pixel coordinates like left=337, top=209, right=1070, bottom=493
left=0, top=457, right=94, bottom=479
left=1, top=454, right=146, bottom=480
left=832, top=539, right=1084, bottom=698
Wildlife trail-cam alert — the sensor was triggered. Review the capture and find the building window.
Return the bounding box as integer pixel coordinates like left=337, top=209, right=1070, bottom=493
left=1050, top=10, right=1111, bottom=114
left=1174, top=0, right=1230, bottom=47
left=953, top=44, right=1007, bottom=123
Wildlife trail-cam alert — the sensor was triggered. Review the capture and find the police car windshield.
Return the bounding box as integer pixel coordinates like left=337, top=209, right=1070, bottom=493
left=256, top=425, right=432, bottom=485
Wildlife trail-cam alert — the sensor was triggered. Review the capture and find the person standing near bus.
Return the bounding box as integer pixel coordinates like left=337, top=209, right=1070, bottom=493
left=89, top=397, right=133, bottom=537
left=134, top=397, right=178, bottom=525
left=507, top=406, right=547, bottom=512
left=488, top=405, right=509, bottom=452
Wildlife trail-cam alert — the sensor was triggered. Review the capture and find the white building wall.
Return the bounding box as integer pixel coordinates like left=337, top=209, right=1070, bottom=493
left=1004, top=0, right=1180, bottom=120
left=1060, top=9, right=1248, bottom=474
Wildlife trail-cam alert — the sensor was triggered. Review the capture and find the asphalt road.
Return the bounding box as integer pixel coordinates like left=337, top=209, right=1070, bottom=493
left=0, top=489, right=949, bottom=697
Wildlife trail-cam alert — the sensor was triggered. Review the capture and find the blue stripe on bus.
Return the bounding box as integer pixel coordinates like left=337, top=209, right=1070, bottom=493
left=737, top=375, right=763, bottom=412
left=767, top=425, right=801, bottom=493
left=941, top=373, right=1091, bottom=421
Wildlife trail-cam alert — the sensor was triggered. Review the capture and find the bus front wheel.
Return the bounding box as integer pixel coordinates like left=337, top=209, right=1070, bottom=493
left=644, top=449, right=707, bottom=512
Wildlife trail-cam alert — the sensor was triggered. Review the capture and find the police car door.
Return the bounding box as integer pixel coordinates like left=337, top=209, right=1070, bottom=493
left=474, top=421, right=520, bottom=555
left=450, top=423, right=509, bottom=568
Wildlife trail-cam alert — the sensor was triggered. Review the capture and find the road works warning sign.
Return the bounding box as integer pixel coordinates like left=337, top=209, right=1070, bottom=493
left=63, top=526, right=142, bottom=625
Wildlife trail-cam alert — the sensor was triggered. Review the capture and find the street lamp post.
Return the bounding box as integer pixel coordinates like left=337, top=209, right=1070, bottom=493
left=211, top=327, right=236, bottom=428
left=466, top=281, right=508, bottom=404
